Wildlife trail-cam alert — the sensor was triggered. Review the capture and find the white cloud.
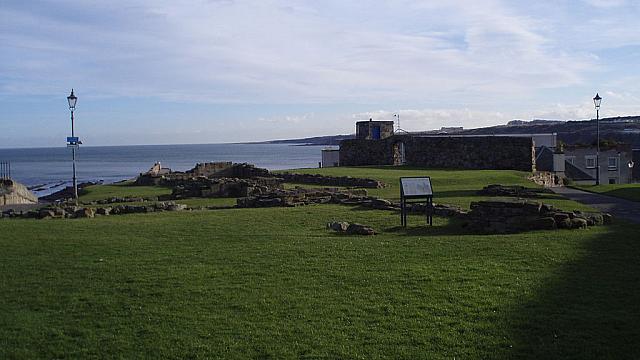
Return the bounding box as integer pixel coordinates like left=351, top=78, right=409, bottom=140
left=0, top=0, right=596, bottom=103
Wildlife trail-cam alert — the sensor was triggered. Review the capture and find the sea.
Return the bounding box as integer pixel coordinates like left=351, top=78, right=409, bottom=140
left=0, top=143, right=334, bottom=197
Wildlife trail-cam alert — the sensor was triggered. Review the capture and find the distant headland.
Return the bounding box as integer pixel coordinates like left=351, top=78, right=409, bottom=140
left=254, top=116, right=640, bottom=147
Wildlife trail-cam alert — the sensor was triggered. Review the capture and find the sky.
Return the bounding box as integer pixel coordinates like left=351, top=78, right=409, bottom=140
left=2, top=0, right=640, bottom=147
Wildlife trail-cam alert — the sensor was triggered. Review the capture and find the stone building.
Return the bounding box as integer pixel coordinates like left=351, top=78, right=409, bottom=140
left=340, top=134, right=535, bottom=171
left=356, top=119, right=395, bottom=140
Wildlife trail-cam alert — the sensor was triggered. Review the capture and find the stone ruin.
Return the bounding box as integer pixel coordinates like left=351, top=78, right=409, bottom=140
left=463, top=199, right=611, bottom=233
left=236, top=187, right=371, bottom=208
left=145, top=162, right=171, bottom=176
left=167, top=176, right=281, bottom=199
left=135, top=162, right=270, bottom=186
left=1, top=201, right=188, bottom=220
left=134, top=161, right=384, bottom=201
left=0, top=179, right=38, bottom=206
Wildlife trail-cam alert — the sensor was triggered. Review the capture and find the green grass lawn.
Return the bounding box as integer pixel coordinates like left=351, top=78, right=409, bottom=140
left=2, top=167, right=638, bottom=358
left=574, top=183, right=640, bottom=202
left=80, top=182, right=172, bottom=202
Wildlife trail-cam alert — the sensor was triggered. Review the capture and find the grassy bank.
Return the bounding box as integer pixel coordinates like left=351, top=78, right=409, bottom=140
left=2, top=167, right=638, bottom=358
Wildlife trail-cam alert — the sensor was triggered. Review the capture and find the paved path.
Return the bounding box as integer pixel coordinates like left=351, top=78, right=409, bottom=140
left=551, top=187, right=640, bottom=224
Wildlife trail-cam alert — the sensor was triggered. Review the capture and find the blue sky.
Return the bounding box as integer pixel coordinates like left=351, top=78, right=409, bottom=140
left=2, top=0, right=640, bottom=147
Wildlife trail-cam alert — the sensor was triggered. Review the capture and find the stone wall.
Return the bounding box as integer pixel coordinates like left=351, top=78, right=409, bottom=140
left=169, top=177, right=282, bottom=199
left=528, top=172, right=563, bottom=187
left=0, top=180, right=38, bottom=205
left=135, top=162, right=271, bottom=186
left=340, top=135, right=535, bottom=171
left=464, top=199, right=609, bottom=233
left=187, top=162, right=269, bottom=178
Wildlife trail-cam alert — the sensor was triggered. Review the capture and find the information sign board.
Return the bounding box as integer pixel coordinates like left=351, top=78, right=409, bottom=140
left=399, top=176, right=434, bottom=227
left=400, top=177, right=433, bottom=197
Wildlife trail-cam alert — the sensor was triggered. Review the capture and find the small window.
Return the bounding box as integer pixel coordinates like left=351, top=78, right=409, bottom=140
left=566, top=156, right=576, bottom=165
left=608, top=157, right=618, bottom=170
left=609, top=178, right=617, bottom=184
left=585, top=155, right=596, bottom=169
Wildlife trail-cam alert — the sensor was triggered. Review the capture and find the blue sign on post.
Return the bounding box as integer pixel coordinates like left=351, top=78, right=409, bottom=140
left=67, top=136, right=79, bottom=144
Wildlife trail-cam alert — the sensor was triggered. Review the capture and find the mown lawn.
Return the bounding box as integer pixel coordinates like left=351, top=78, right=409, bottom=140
left=574, top=183, right=640, bottom=202
left=1, top=167, right=638, bottom=359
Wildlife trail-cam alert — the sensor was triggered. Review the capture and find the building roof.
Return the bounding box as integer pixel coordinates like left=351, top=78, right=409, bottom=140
left=565, top=161, right=595, bottom=181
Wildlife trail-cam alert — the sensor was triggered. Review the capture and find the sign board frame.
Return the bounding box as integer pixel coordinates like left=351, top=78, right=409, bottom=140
left=399, top=176, right=434, bottom=227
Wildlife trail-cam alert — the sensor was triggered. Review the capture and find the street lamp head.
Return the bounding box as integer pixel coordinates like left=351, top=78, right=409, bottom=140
left=67, top=89, right=77, bottom=110
left=593, top=93, right=602, bottom=110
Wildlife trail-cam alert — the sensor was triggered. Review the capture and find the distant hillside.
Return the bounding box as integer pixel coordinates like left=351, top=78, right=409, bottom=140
left=257, top=134, right=354, bottom=146
left=460, top=116, right=640, bottom=148
left=258, top=116, right=640, bottom=148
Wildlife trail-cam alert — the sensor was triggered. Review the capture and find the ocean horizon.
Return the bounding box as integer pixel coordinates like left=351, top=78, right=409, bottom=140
left=0, top=143, right=335, bottom=197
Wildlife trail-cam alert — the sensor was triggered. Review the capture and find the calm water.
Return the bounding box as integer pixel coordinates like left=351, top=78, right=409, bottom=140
left=0, top=143, right=331, bottom=196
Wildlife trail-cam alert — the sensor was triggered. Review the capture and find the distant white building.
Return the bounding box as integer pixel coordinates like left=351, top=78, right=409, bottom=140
left=321, top=148, right=340, bottom=167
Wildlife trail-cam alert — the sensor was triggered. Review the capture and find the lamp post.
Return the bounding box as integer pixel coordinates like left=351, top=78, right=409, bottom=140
left=593, top=93, right=602, bottom=185
left=67, top=89, right=79, bottom=205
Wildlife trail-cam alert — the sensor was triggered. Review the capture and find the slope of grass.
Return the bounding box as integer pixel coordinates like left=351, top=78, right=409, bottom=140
left=574, top=183, right=640, bottom=202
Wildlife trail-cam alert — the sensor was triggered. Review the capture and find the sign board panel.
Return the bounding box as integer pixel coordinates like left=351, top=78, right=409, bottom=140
left=67, top=136, right=79, bottom=144
left=400, top=177, right=432, bottom=197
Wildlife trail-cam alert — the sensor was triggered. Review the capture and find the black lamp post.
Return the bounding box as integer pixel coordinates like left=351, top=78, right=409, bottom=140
left=67, top=89, right=79, bottom=204
left=593, top=93, right=602, bottom=185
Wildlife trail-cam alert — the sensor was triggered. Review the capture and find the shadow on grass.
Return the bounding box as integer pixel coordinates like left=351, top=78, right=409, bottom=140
left=502, top=223, right=640, bottom=359
left=383, top=217, right=491, bottom=236
left=599, top=188, right=640, bottom=203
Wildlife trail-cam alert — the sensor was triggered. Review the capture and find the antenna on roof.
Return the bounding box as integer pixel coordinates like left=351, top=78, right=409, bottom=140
left=394, top=112, right=410, bottom=135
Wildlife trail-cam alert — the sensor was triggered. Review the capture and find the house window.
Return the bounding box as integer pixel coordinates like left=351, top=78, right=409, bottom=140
left=566, top=156, right=576, bottom=165
left=585, top=155, right=596, bottom=169
left=609, top=178, right=617, bottom=184
left=608, top=157, right=618, bottom=170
